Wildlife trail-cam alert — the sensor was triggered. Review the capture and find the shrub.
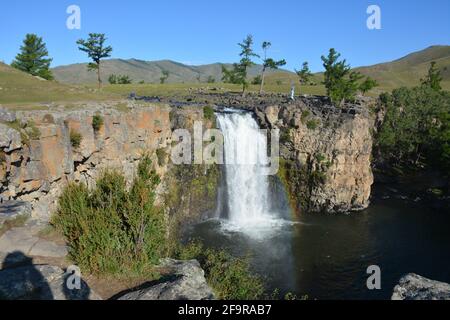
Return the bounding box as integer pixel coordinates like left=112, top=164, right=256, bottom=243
left=70, top=130, right=82, bottom=148
left=25, top=120, right=41, bottom=140
left=156, top=148, right=166, bottom=166
left=52, top=155, right=165, bottom=276
left=92, top=114, right=104, bottom=132
left=300, top=110, right=310, bottom=124
left=176, top=241, right=265, bottom=300
left=306, top=119, right=319, bottom=130
left=203, top=105, right=215, bottom=121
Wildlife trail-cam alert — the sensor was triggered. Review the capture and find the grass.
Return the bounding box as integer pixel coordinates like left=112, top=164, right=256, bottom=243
left=0, top=62, right=118, bottom=106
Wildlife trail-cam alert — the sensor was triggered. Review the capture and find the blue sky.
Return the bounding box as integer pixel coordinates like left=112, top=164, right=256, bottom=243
left=1, top=0, right=449, bottom=71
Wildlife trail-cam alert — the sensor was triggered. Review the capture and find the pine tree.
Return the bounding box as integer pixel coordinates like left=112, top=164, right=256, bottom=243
left=222, top=35, right=259, bottom=96
left=77, top=33, right=113, bottom=88
left=321, top=48, right=368, bottom=105
left=296, top=62, right=313, bottom=93
left=259, top=41, right=286, bottom=94
left=421, top=61, right=443, bottom=91
left=11, top=34, right=53, bottom=80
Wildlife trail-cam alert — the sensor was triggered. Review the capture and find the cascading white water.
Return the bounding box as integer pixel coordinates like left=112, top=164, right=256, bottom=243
left=216, top=110, right=283, bottom=236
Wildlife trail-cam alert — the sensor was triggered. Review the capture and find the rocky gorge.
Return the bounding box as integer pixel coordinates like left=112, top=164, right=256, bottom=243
left=1, top=93, right=448, bottom=300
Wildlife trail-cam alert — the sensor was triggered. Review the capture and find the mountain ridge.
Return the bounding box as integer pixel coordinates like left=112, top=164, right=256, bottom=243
left=45, top=45, right=450, bottom=90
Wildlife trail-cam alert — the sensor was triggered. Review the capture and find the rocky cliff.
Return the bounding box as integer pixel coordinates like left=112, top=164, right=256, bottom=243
left=1, top=94, right=375, bottom=222
left=258, top=97, right=374, bottom=213
left=0, top=102, right=219, bottom=225
left=211, top=93, right=375, bottom=213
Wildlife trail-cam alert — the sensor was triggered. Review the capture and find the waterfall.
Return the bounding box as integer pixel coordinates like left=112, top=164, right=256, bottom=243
left=216, top=110, right=284, bottom=236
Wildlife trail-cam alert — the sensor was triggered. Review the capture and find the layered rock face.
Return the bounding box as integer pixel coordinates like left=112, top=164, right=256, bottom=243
left=251, top=96, right=375, bottom=213
left=1, top=94, right=375, bottom=220
left=0, top=103, right=172, bottom=221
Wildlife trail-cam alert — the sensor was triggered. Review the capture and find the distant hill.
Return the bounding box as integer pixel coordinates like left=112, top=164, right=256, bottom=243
left=52, top=59, right=290, bottom=84
left=263, top=45, right=450, bottom=94
left=354, top=45, right=450, bottom=90
left=52, top=46, right=450, bottom=93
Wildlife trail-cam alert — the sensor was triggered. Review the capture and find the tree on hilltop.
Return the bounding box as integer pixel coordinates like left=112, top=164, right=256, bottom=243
left=11, top=34, right=53, bottom=80
left=77, top=33, right=113, bottom=88
left=259, top=41, right=286, bottom=94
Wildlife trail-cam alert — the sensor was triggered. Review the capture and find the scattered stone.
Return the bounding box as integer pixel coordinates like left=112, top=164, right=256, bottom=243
left=116, top=259, right=214, bottom=300
left=392, top=273, right=450, bottom=300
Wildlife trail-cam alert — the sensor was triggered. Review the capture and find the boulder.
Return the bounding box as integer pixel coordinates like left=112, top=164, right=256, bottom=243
left=116, top=259, right=214, bottom=300
left=392, top=273, right=450, bottom=300
left=0, top=123, right=22, bottom=152
left=0, top=107, right=16, bottom=123
left=0, top=254, right=101, bottom=300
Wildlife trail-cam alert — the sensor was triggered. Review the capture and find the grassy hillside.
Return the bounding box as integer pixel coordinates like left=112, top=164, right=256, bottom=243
left=2, top=46, right=449, bottom=107
left=355, top=45, right=450, bottom=93
left=52, top=59, right=286, bottom=85
left=52, top=45, right=450, bottom=95
left=0, top=63, right=117, bottom=108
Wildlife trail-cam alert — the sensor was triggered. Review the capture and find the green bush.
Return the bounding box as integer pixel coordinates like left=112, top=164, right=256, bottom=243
left=203, top=105, right=215, bottom=121
left=70, top=130, right=82, bottom=148
left=92, top=114, right=104, bottom=132
left=301, top=110, right=311, bottom=124
left=156, top=148, right=166, bottom=166
left=176, top=241, right=265, bottom=300
left=26, top=120, right=41, bottom=140
left=306, top=119, right=319, bottom=130
left=52, top=155, right=165, bottom=276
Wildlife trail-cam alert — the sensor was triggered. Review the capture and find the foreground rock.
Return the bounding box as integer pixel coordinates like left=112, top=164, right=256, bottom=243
left=0, top=201, right=31, bottom=226
left=116, top=259, right=214, bottom=300
left=392, top=273, right=450, bottom=300
left=0, top=256, right=101, bottom=300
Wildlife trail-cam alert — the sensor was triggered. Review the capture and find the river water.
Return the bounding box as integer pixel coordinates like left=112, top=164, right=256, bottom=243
left=189, top=110, right=450, bottom=300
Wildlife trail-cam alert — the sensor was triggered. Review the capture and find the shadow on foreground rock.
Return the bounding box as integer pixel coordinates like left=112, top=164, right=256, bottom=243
left=0, top=251, right=101, bottom=300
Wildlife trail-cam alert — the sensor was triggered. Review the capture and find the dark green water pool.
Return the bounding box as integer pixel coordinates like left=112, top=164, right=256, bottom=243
left=189, top=184, right=450, bottom=300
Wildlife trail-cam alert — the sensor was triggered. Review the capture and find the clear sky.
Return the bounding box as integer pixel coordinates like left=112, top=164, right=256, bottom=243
left=1, top=0, right=449, bottom=71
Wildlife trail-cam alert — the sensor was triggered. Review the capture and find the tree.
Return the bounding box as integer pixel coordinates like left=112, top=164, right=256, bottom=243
left=295, top=62, right=312, bottom=92
left=259, top=41, right=286, bottom=94
left=252, top=75, right=262, bottom=85
left=359, top=77, right=378, bottom=95
left=76, top=33, right=113, bottom=88
left=222, top=35, right=259, bottom=96
left=160, top=70, right=169, bottom=84
left=321, top=48, right=365, bottom=106
left=207, top=75, right=215, bottom=83
left=108, top=74, right=132, bottom=84
left=11, top=34, right=53, bottom=80
left=421, top=61, right=443, bottom=91
left=376, top=86, right=450, bottom=173
left=108, top=74, right=117, bottom=84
